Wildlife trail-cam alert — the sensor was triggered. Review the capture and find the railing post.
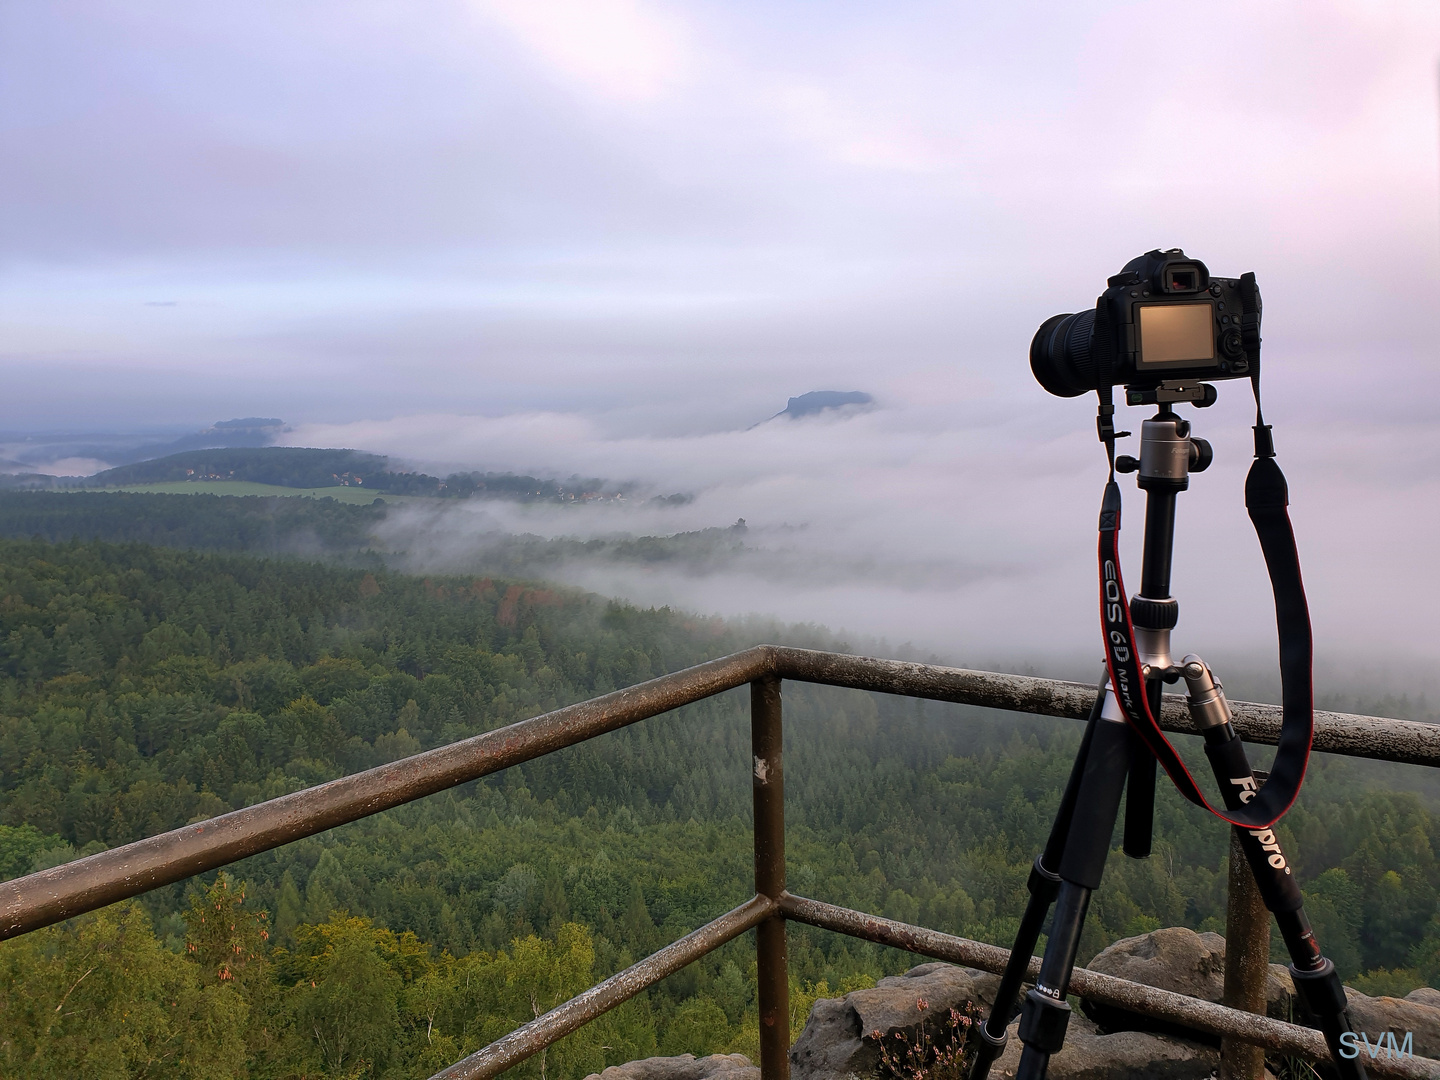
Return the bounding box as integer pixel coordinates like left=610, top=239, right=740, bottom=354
left=751, top=675, right=790, bottom=1080
left=1220, top=826, right=1271, bottom=1080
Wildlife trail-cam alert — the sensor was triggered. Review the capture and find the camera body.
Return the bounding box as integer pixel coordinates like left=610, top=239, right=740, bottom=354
left=1030, top=249, right=1261, bottom=398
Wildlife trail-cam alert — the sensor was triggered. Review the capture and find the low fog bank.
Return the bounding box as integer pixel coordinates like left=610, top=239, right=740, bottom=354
left=283, top=390, right=1439, bottom=694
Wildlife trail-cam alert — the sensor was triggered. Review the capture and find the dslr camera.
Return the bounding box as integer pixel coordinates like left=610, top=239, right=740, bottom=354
left=1030, top=249, right=1261, bottom=399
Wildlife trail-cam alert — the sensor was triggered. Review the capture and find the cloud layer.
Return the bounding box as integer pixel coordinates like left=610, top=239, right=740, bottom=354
left=282, top=392, right=1440, bottom=679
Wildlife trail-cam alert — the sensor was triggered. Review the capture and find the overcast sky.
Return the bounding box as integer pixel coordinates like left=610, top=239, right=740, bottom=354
left=2, top=1, right=1438, bottom=673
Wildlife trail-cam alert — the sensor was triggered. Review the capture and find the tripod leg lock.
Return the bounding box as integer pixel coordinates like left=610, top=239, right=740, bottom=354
left=972, top=1019, right=1008, bottom=1064
left=1291, top=958, right=1349, bottom=1017
left=1027, top=856, right=1061, bottom=900
left=1018, top=989, right=1072, bottom=1054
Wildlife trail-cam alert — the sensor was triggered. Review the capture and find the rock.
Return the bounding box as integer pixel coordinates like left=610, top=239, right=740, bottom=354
left=1079, top=927, right=1440, bottom=1061
left=779, top=391, right=874, bottom=420
left=989, top=1015, right=1219, bottom=1080
left=1340, top=989, right=1440, bottom=1059
left=789, top=962, right=998, bottom=1080
left=1086, top=927, right=1229, bottom=1001
left=1082, top=926, right=1291, bottom=1033
left=1408, top=987, right=1440, bottom=1009
left=583, top=1053, right=758, bottom=1080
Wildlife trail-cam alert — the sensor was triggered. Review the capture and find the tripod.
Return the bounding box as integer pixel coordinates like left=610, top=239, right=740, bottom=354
left=967, top=403, right=1364, bottom=1080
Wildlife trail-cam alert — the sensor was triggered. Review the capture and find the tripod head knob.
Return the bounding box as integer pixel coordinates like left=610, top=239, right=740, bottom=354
left=1115, top=455, right=1140, bottom=474
left=1189, top=438, right=1213, bottom=473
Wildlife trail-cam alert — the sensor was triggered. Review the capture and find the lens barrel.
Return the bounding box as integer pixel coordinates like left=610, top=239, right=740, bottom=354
left=1030, top=309, right=1096, bottom=397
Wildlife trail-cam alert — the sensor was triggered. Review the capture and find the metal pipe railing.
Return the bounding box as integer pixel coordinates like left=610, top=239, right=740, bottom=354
left=770, top=647, right=1440, bottom=768
left=8, top=646, right=1435, bottom=942
left=0, top=648, right=774, bottom=939
left=426, top=885, right=1440, bottom=1080
left=750, top=675, right=791, bottom=1080
left=433, top=895, right=779, bottom=1080
left=4, top=645, right=1437, bottom=1080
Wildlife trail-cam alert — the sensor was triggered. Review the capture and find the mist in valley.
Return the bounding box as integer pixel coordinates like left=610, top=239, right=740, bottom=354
left=272, top=389, right=1438, bottom=713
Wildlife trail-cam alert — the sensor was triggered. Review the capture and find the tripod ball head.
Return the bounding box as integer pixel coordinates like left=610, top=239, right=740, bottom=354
left=1136, top=412, right=1210, bottom=492
left=1117, top=438, right=1207, bottom=475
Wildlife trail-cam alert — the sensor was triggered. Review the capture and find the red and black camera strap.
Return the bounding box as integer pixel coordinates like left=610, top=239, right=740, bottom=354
left=1094, top=377, right=1314, bottom=831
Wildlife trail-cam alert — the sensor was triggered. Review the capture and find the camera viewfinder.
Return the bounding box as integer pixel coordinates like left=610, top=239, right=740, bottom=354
left=1164, top=266, right=1199, bottom=293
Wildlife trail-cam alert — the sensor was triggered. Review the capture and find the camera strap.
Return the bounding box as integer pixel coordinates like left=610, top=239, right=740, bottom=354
left=1094, top=379, right=1313, bottom=831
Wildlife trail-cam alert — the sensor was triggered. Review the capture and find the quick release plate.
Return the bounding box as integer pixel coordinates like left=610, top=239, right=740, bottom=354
left=1126, top=381, right=1218, bottom=408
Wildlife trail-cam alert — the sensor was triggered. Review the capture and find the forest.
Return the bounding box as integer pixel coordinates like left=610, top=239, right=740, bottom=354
left=0, top=491, right=387, bottom=559
left=0, top=529, right=1437, bottom=1079
left=81, top=447, right=628, bottom=503
left=0, top=445, right=639, bottom=504
left=0, top=490, right=743, bottom=574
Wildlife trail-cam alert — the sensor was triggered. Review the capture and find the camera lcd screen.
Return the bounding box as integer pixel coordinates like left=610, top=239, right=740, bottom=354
left=1137, top=303, right=1214, bottom=365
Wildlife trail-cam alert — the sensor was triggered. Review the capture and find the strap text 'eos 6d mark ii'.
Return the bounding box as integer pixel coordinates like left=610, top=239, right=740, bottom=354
left=1095, top=385, right=1314, bottom=831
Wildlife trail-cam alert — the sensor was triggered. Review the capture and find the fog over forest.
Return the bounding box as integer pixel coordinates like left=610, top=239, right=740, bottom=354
left=276, top=392, right=1435, bottom=696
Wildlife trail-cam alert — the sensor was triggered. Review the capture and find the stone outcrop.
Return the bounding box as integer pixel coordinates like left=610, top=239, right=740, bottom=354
left=1409, top=987, right=1440, bottom=1009
left=583, top=1053, right=758, bottom=1080
left=789, top=963, right=998, bottom=1080
left=1081, top=927, right=1440, bottom=1059
left=987, top=1015, right=1218, bottom=1080
left=1341, top=988, right=1440, bottom=1060
left=1081, top=926, right=1292, bottom=1033
left=602, top=929, right=1440, bottom=1080
left=789, top=957, right=1216, bottom=1080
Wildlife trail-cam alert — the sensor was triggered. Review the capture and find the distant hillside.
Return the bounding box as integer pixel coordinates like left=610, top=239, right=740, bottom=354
left=122, top=416, right=287, bottom=460
left=780, top=390, right=873, bottom=418
left=0, top=418, right=290, bottom=478
left=79, top=445, right=647, bottom=503
left=751, top=391, right=875, bottom=428
left=88, top=447, right=390, bottom=489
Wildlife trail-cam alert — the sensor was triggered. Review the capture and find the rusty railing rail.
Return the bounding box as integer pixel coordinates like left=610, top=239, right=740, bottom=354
left=3, top=645, right=1438, bottom=1080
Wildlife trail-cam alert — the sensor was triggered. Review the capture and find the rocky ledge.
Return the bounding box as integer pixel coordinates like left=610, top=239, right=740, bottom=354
left=1083, top=927, right=1440, bottom=1060
left=585, top=1053, right=759, bottom=1080
left=787, top=954, right=1221, bottom=1080
left=589, top=927, right=1440, bottom=1080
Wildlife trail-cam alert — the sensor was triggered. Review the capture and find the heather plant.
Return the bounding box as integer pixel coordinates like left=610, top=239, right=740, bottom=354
left=871, top=998, right=982, bottom=1080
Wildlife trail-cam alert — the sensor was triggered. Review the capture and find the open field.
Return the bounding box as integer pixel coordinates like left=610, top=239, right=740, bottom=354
left=91, top=480, right=411, bottom=503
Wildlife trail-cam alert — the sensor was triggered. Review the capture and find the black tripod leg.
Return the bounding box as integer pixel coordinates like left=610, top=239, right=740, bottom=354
left=1122, top=684, right=1157, bottom=860
left=967, top=688, right=1104, bottom=1080
left=1013, top=711, right=1134, bottom=1080
left=1196, top=694, right=1367, bottom=1080
left=1279, top=911, right=1362, bottom=1078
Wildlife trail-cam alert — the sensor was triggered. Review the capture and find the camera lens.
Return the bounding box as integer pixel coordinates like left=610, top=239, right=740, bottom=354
left=1030, top=309, right=1096, bottom=397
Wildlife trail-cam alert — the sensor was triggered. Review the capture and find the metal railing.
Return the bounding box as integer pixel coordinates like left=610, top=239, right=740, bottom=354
left=3, top=645, right=1439, bottom=1080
